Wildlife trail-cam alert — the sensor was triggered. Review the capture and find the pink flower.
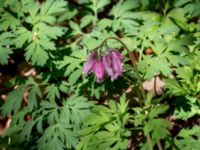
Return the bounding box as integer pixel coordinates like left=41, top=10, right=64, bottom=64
left=93, top=60, right=105, bottom=83
left=83, top=49, right=98, bottom=75
left=103, top=50, right=123, bottom=81
left=83, top=48, right=123, bottom=83
left=103, top=53, right=114, bottom=77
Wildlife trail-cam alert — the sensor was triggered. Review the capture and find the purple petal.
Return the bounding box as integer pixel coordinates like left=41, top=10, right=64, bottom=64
left=111, top=51, right=123, bottom=78
left=93, top=60, right=105, bottom=83
left=112, top=52, right=122, bottom=71
left=102, top=54, right=114, bottom=77
left=83, top=50, right=98, bottom=75
left=112, top=50, right=123, bottom=60
left=109, top=72, right=121, bottom=81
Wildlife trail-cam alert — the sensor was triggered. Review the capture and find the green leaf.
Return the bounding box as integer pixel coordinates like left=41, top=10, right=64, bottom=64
left=174, top=0, right=192, bottom=7
left=19, top=121, right=35, bottom=141
left=97, top=18, right=112, bottom=30
left=175, top=126, right=200, bottom=150
left=159, top=17, right=180, bottom=35
left=0, top=32, right=14, bottom=65
left=37, top=95, right=94, bottom=149
left=40, top=100, right=57, bottom=109
left=149, top=105, right=169, bottom=119
left=80, top=15, right=94, bottom=28
left=56, top=56, right=83, bottom=76
left=144, top=57, right=171, bottom=79
left=78, top=95, right=130, bottom=150
left=144, top=118, right=170, bottom=140
left=45, top=84, right=60, bottom=101
left=37, top=125, right=65, bottom=150
left=0, top=11, right=21, bottom=31
left=110, top=0, right=140, bottom=31
left=110, top=0, right=140, bottom=19
left=69, top=21, right=82, bottom=35
left=94, top=0, right=110, bottom=12
left=59, top=81, right=69, bottom=93
left=164, top=79, right=185, bottom=95
left=176, top=66, right=193, bottom=84
left=68, top=68, right=83, bottom=85
left=35, top=23, right=65, bottom=40
left=63, top=96, right=95, bottom=129
left=14, top=27, right=32, bottom=48
left=40, top=0, right=67, bottom=16
left=168, top=8, right=188, bottom=30
left=28, top=83, right=42, bottom=110
left=0, top=46, right=13, bottom=65
left=25, top=40, right=49, bottom=66
left=132, top=113, right=146, bottom=126
left=2, top=85, right=26, bottom=116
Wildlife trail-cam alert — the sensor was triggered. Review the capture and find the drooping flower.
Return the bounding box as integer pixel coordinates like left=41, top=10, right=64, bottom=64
left=102, top=53, right=114, bottom=77
left=111, top=50, right=123, bottom=77
left=83, top=48, right=123, bottom=83
left=83, top=49, right=98, bottom=75
left=103, top=49, right=123, bottom=81
left=93, top=60, right=105, bottom=83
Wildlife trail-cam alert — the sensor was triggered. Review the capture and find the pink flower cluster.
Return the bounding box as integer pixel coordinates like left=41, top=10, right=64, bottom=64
left=83, top=49, right=123, bottom=83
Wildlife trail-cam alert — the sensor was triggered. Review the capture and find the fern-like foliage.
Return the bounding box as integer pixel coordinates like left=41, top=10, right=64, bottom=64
left=0, top=32, right=13, bottom=65
left=1, top=0, right=200, bottom=150
left=2, top=92, right=94, bottom=149
left=174, top=126, right=200, bottom=150
left=164, top=61, right=200, bottom=119
left=36, top=96, right=95, bottom=150
left=0, top=0, right=67, bottom=66
left=132, top=95, right=170, bottom=149
left=77, top=95, right=131, bottom=150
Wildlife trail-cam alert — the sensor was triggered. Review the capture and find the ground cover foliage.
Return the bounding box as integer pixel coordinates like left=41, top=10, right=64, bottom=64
left=0, top=0, right=200, bottom=149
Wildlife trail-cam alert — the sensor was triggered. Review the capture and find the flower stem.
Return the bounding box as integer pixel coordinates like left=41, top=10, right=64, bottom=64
left=100, top=37, right=146, bottom=101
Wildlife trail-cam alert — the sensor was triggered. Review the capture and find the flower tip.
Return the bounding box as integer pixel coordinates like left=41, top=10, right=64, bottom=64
left=93, top=60, right=105, bottom=83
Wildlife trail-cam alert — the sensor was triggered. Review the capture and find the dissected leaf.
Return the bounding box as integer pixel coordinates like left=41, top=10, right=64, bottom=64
left=2, top=85, right=26, bottom=116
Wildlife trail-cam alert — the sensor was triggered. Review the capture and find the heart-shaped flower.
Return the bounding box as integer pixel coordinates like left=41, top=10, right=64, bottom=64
left=103, top=49, right=123, bottom=81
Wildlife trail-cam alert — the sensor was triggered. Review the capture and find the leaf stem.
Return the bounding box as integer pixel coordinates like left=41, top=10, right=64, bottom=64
left=147, top=133, right=153, bottom=150
left=157, top=139, right=163, bottom=150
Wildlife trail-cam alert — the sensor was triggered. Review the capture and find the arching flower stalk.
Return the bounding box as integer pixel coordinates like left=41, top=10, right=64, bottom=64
left=83, top=36, right=145, bottom=102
